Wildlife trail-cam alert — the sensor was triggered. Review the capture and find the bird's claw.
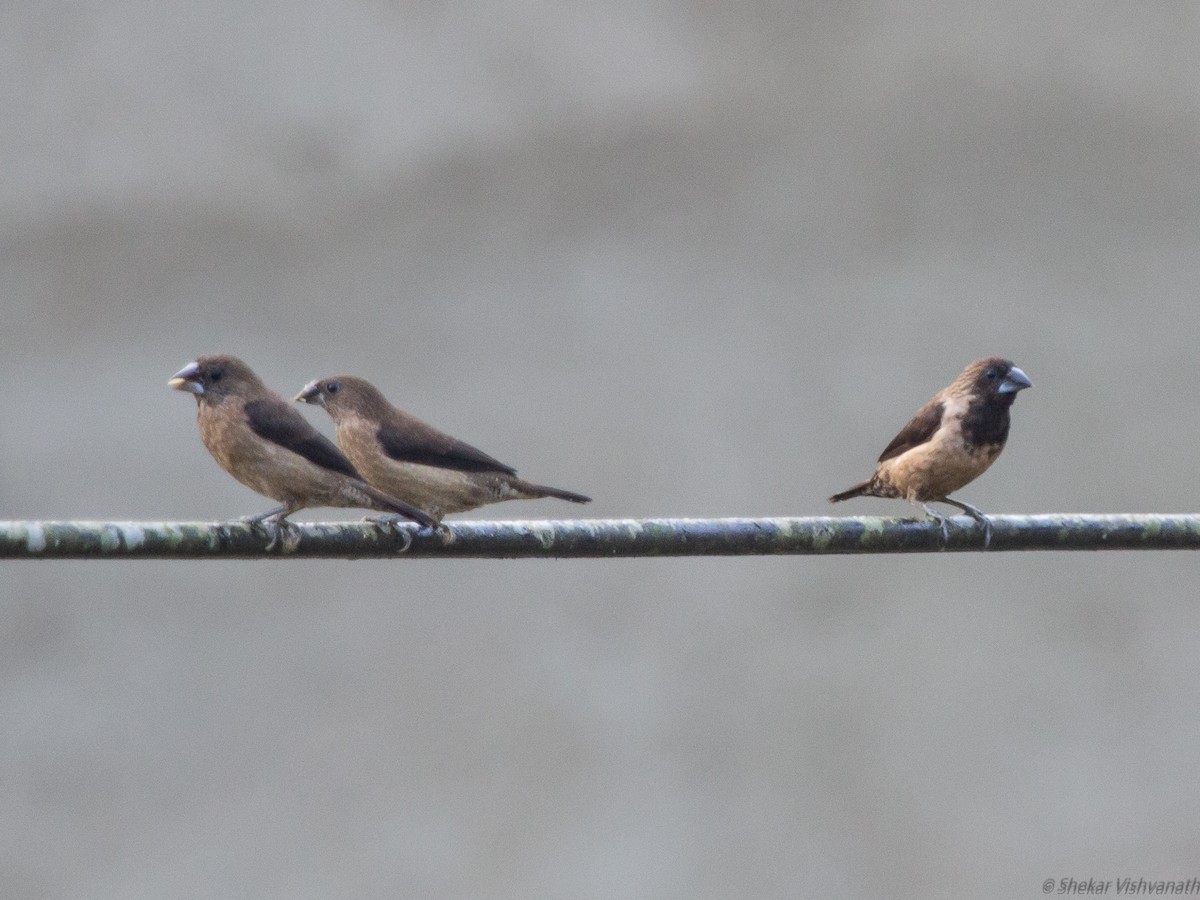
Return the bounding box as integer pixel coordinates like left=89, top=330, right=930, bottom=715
left=922, top=505, right=950, bottom=545
left=277, top=520, right=303, bottom=552
left=966, top=511, right=993, bottom=550
left=242, top=515, right=301, bottom=552
left=921, top=506, right=993, bottom=548
left=364, top=514, right=428, bottom=552
left=943, top=499, right=993, bottom=550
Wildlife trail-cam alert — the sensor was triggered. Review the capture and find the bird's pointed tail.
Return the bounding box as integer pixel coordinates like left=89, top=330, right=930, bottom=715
left=512, top=479, right=592, bottom=504
left=828, top=481, right=872, bottom=504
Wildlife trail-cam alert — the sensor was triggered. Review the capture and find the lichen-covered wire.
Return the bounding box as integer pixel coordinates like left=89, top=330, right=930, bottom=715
left=2, top=514, right=1199, bottom=559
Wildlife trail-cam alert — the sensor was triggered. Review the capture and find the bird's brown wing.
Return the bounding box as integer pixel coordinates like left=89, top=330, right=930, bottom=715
left=376, top=419, right=518, bottom=475
left=876, top=399, right=945, bottom=463
left=245, top=397, right=363, bottom=479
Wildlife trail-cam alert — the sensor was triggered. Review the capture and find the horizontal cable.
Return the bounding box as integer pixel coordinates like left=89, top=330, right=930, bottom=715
left=1, top=515, right=1199, bottom=559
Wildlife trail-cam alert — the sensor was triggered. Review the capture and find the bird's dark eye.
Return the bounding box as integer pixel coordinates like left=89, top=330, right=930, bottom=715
left=985, top=368, right=998, bottom=379
left=210, top=369, right=223, bottom=382
left=326, top=382, right=340, bottom=394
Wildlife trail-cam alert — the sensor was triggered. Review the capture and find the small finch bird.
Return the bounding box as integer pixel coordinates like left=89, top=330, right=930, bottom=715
left=169, top=356, right=439, bottom=547
left=828, top=357, right=1032, bottom=544
left=295, top=375, right=591, bottom=522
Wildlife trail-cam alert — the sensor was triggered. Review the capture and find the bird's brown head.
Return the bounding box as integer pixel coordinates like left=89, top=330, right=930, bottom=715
left=956, top=357, right=1033, bottom=407
left=168, top=355, right=265, bottom=404
left=295, top=375, right=388, bottom=421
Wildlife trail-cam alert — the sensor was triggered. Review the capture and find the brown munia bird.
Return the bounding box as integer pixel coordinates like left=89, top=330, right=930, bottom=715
left=295, top=376, right=591, bottom=521
left=829, top=357, right=1032, bottom=544
left=169, top=356, right=439, bottom=546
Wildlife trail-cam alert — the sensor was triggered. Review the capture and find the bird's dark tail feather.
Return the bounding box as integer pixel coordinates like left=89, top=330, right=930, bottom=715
left=515, top=480, right=592, bottom=504
left=828, top=481, right=872, bottom=504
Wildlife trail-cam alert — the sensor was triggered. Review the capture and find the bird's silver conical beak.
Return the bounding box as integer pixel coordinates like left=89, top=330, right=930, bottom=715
left=295, top=380, right=324, bottom=406
left=999, top=366, right=1032, bottom=393
left=168, top=361, right=204, bottom=394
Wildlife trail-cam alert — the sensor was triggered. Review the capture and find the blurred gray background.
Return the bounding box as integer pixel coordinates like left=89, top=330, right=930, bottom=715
left=3, top=2, right=1199, bottom=897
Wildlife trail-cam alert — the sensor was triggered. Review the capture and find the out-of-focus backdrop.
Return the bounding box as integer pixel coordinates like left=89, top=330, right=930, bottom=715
left=3, top=3, right=1199, bottom=897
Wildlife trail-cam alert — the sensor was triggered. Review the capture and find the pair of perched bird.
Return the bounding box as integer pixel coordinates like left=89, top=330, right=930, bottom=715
left=168, top=355, right=590, bottom=545
left=170, top=354, right=1031, bottom=546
